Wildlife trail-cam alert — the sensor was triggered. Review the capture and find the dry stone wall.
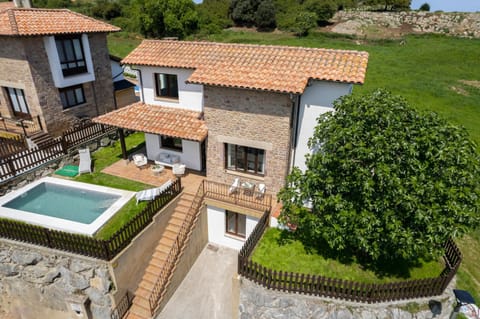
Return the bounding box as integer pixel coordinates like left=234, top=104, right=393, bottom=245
left=332, top=11, right=480, bottom=38
left=239, top=278, right=457, bottom=319
left=0, top=240, right=113, bottom=319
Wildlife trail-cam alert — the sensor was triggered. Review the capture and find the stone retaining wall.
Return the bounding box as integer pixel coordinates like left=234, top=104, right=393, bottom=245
left=332, top=11, right=480, bottom=38
left=239, top=277, right=457, bottom=319
left=0, top=240, right=113, bottom=319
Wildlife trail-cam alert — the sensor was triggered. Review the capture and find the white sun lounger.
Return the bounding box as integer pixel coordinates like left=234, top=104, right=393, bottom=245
left=136, top=179, right=174, bottom=204
left=229, top=177, right=240, bottom=195
left=78, top=148, right=92, bottom=174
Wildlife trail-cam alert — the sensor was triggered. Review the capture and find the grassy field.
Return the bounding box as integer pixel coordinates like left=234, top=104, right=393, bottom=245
left=107, top=30, right=480, bottom=297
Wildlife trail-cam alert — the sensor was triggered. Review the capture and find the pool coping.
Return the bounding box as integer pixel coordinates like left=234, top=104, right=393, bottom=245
left=0, top=177, right=135, bottom=236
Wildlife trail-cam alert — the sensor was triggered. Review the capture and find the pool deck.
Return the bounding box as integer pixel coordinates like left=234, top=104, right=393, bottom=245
left=102, top=159, right=205, bottom=195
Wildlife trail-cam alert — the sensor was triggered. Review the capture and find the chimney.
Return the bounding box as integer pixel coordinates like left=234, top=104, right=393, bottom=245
left=13, top=0, right=31, bottom=8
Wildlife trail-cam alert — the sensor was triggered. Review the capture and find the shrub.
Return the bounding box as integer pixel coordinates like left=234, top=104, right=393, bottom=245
left=293, top=11, right=318, bottom=36
left=419, top=2, right=430, bottom=11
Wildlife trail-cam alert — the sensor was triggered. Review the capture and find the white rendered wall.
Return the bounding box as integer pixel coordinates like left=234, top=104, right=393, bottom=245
left=207, top=205, right=258, bottom=250
left=145, top=133, right=202, bottom=170
left=294, top=81, right=352, bottom=172
left=138, top=66, right=203, bottom=112
left=44, top=34, right=95, bottom=88
left=110, top=60, right=125, bottom=82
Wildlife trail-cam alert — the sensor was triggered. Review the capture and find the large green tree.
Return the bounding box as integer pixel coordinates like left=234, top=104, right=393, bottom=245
left=131, top=0, right=198, bottom=38
left=279, top=90, right=480, bottom=262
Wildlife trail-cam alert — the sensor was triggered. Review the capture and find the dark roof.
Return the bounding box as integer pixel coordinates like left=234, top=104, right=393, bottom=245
left=114, top=79, right=135, bottom=91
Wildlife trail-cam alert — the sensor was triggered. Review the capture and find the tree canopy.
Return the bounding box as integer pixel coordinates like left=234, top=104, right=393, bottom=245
left=279, top=90, right=480, bottom=263
left=130, top=0, right=198, bottom=38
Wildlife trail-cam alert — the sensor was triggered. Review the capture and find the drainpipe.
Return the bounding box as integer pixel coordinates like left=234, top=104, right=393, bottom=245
left=130, top=66, right=144, bottom=103
left=290, top=94, right=301, bottom=171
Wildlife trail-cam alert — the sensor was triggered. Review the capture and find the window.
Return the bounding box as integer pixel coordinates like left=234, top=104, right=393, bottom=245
left=5, top=87, right=30, bottom=119
left=225, top=144, right=265, bottom=175
left=161, top=136, right=182, bottom=151
left=226, top=211, right=246, bottom=238
left=55, top=35, right=87, bottom=76
left=154, top=73, right=178, bottom=99
left=59, top=85, right=86, bottom=109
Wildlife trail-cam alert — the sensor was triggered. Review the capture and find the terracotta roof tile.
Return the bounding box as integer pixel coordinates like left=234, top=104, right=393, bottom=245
left=122, top=40, right=369, bottom=94
left=93, top=102, right=207, bottom=142
left=0, top=8, right=119, bottom=36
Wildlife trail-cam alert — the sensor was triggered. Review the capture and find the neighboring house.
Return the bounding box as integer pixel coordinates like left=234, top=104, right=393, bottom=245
left=94, top=40, right=368, bottom=250
left=110, top=55, right=138, bottom=108
left=0, top=1, right=119, bottom=137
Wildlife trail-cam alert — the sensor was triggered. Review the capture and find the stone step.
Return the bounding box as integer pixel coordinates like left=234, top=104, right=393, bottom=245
left=159, top=237, right=174, bottom=247
left=163, top=229, right=178, bottom=241
left=149, top=256, right=166, bottom=268
left=128, top=303, right=151, bottom=319
left=166, top=223, right=181, bottom=233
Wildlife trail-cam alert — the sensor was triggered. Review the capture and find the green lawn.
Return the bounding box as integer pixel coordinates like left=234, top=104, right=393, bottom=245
left=107, top=32, right=143, bottom=58
left=108, top=30, right=480, bottom=294
left=252, top=228, right=444, bottom=284
left=73, top=132, right=154, bottom=239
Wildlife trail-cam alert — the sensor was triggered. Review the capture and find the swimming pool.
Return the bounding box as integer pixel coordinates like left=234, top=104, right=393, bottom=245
left=0, top=177, right=134, bottom=235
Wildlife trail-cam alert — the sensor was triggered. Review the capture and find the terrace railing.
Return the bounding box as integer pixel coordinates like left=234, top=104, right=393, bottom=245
left=148, top=180, right=206, bottom=315
left=0, top=122, right=115, bottom=182
left=0, top=179, right=181, bottom=260
left=238, top=215, right=463, bottom=303
left=0, top=135, right=27, bottom=158
left=203, top=180, right=272, bottom=212
left=0, top=115, right=43, bottom=137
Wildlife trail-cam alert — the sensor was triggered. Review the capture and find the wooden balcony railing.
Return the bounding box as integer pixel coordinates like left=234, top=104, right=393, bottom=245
left=203, top=180, right=272, bottom=212
left=0, top=115, right=43, bottom=137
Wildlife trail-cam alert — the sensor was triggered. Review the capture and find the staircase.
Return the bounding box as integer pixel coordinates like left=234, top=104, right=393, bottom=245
left=125, top=192, right=196, bottom=319
left=29, top=132, right=54, bottom=148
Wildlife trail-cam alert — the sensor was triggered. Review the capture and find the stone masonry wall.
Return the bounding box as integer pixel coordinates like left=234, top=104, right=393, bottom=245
left=204, top=86, right=292, bottom=198
left=0, top=37, right=41, bottom=121
left=239, top=277, right=457, bottom=319
left=332, top=11, right=480, bottom=38
left=0, top=33, right=115, bottom=137
left=0, top=240, right=113, bottom=319
left=25, top=33, right=116, bottom=136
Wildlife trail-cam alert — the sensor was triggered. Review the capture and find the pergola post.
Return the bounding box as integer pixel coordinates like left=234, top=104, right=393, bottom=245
left=118, top=128, right=128, bottom=160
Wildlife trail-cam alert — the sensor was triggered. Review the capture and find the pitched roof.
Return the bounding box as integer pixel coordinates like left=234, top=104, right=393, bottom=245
left=93, top=102, right=208, bottom=142
left=0, top=8, right=119, bottom=36
left=122, top=40, right=369, bottom=94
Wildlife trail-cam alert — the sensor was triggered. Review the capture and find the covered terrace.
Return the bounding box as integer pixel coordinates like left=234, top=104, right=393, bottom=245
left=93, top=102, right=207, bottom=172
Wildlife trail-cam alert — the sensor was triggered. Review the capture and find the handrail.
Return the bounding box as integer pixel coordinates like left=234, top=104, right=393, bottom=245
left=148, top=180, right=206, bottom=314
left=203, top=180, right=272, bottom=212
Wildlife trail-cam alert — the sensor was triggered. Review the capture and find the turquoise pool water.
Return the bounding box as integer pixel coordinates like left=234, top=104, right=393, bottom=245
left=3, top=182, right=121, bottom=224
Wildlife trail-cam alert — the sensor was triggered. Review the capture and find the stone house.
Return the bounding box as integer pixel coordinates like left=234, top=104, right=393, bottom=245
left=0, top=1, right=119, bottom=137
left=94, top=40, right=369, bottom=250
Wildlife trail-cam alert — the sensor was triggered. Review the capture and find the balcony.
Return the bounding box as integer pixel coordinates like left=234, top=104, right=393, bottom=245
left=203, top=180, right=272, bottom=213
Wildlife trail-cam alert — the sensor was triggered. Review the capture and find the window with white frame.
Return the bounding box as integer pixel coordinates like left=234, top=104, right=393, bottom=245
left=225, top=143, right=265, bottom=175
left=226, top=210, right=246, bottom=238
left=55, top=35, right=87, bottom=77
left=154, top=73, right=179, bottom=99
left=59, top=85, right=86, bottom=109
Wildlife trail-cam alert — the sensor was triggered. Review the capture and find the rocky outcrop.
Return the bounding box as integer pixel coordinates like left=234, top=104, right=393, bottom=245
left=331, top=11, right=480, bottom=38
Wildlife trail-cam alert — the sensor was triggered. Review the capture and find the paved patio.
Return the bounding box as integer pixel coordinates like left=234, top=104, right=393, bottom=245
left=102, top=159, right=205, bottom=195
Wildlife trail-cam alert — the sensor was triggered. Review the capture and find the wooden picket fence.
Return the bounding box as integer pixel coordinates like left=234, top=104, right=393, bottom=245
left=0, top=135, right=27, bottom=158
left=238, top=212, right=462, bottom=303
left=0, top=122, right=115, bottom=182
left=0, top=179, right=181, bottom=260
